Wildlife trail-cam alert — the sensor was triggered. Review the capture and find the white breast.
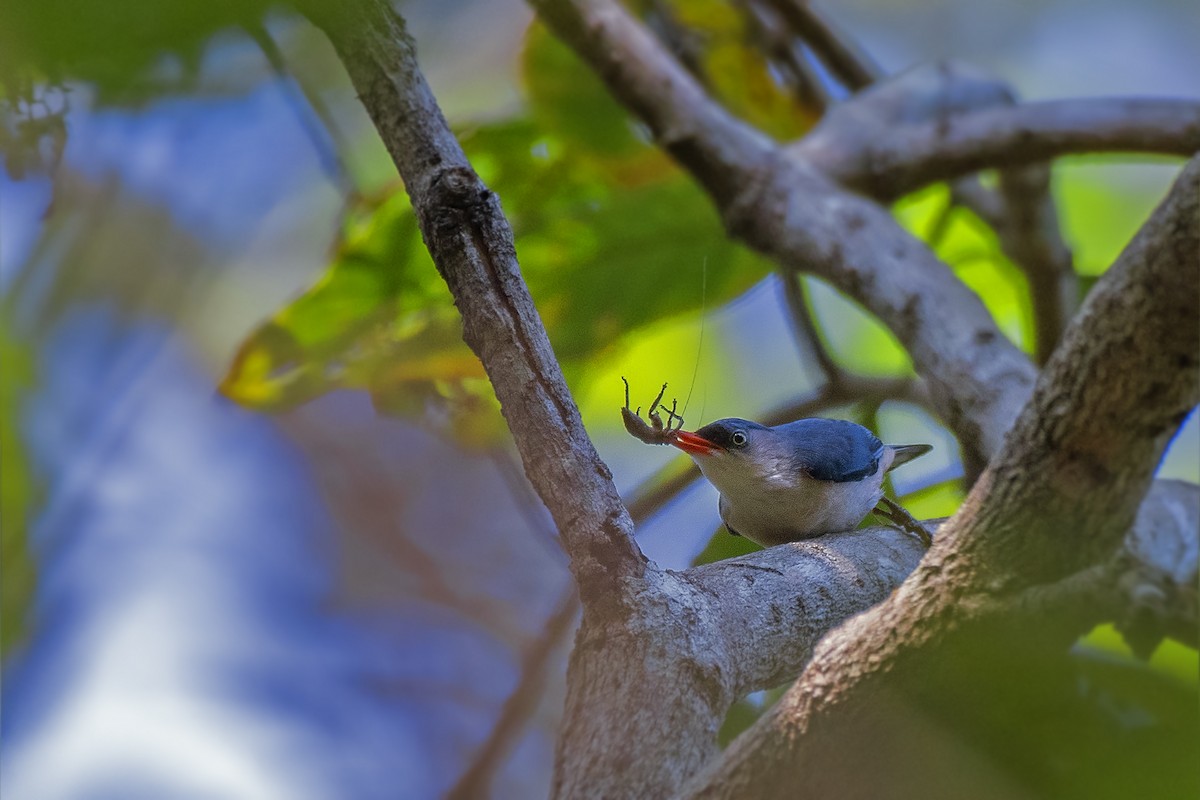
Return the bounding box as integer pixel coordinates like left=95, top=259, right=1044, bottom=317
left=698, top=452, right=889, bottom=547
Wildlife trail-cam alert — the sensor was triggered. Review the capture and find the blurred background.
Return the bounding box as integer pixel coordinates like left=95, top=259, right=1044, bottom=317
left=1, top=0, right=1197, bottom=797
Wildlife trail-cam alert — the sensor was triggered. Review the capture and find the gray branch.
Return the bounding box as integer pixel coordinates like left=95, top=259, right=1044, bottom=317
left=799, top=59, right=1082, bottom=365
left=532, top=0, right=1037, bottom=466
left=300, top=2, right=1199, bottom=796
left=297, top=0, right=646, bottom=592
left=762, top=0, right=879, bottom=90
left=800, top=94, right=1200, bottom=198
left=681, top=156, right=1200, bottom=800
left=552, top=525, right=928, bottom=798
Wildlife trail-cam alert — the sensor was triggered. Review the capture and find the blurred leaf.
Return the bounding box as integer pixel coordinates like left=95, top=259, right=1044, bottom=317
left=692, top=529, right=759, bottom=565
left=1083, top=623, right=1199, bottom=686
left=522, top=22, right=645, bottom=159
left=804, top=276, right=913, bottom=376
left=1057, top=160, right=1180, bottom=277
left=0, top=312, right=37, bottom=655
left=899, top=477, right=965, bottom=521
left=905, top=624, right=1199, bottom=800
left=225, top=103, right=772, bottom=442
left=220, top=185, right=500, bottom=446
left=663, top=0, right=819, bottom=139
left=220, top=189, right=430, bottom=410
left=893, top=185, right=1035, bottom=354
left=0, top=0, right=274, bottom=104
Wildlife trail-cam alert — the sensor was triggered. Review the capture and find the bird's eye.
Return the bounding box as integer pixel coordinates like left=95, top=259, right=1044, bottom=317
left=731, top=431, right=748, bottom=447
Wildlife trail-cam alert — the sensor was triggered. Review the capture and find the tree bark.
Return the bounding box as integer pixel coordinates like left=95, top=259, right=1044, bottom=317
left=681, top=157, right=1199, bottom=799
left=296, top=0, right=647, bottom=602
left=297, top=1, right=1199, bottom=796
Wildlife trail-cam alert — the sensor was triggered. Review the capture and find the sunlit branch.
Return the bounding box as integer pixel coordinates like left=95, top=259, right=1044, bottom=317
left=532, top=0, right=1037, bottom=466
left=802, top=97, right=1200, bottom=198
left=301, top=0, right=647, bottom=589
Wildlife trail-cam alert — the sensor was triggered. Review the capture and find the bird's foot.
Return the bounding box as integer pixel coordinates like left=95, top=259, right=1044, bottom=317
left=873, top=496, right=933, bottom=548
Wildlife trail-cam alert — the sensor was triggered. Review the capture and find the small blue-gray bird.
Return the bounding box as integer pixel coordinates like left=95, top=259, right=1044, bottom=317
left=671, top=417, right=931, bottom=548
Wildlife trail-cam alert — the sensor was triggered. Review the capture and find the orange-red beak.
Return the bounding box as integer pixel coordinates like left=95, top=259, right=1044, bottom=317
left=672, top=430, right=721, bottom=457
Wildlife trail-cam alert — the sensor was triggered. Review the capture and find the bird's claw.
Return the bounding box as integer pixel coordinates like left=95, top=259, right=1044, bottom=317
left=873, top=496, right=933, bottom=548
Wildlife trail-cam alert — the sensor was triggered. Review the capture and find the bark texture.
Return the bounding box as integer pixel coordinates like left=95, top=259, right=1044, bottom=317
left=681, top=157, right=1200, bottom=799
left=299, top=1, right=1200, bottom=796
left=298, top=0, right=646, bottom=597
left=552, top=525, right=929, bottom=799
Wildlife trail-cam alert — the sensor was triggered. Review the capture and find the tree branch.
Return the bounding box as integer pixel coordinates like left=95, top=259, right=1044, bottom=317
left=298, top=0, right=646, bottom=593
left=801, top=96, right=1200, bottom=198
left=762, top=0, right=879, bottom=90
left=551, top=524, right=929, bottom=798
left=791, top=54, right=1082, bottom=366
left=447, top=587, right=578, bottom=800
left=532, top=0, right=1037, bottom=465
left=780, top=272, right=842, bottom=382
left=681, top=156, right=1200, bottom=799
left=956, top=167, right=1078, bottom=364
left=244, top=20, right=357, bottom=196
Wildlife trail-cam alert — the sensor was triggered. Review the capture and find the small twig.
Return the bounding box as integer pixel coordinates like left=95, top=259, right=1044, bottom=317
left=446, top=586, right=579, bottom=800
left=739, top=0, right=832, bottom=112
left=244, top=21, right=356, bottom=196
left=995, top=165, right=1077, bottom=364
left=780, top=271, right=843, bottom=385
left=643, top=0, right=711, bottom=87
left=763, top=0, right=879, bottom=90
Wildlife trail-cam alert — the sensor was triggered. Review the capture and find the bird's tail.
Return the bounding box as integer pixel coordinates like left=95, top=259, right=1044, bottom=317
left=889, top=443, right=933, bottom=470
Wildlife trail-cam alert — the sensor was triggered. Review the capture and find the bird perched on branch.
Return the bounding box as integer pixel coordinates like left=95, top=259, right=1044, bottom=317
left=671, top=417, right=932, bottom=548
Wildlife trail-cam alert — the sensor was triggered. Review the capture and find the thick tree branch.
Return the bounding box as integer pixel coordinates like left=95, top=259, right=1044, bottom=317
left=682, top=157, right=1200, bottom=799
left=792, top=55, right=1082, bottom=365
left=552, top=525, right=928, bottom=798
left=298, top=0, right=646, bottom=591
left=532, top=0, right=1037, bottom=465
left=800, top=96, right=1200, bottom=198
left=686, top=527, right=929, bottom=694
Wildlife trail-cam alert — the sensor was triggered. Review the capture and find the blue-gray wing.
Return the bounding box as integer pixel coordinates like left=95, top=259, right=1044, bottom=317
left=776, top=418, right=884, bottom=483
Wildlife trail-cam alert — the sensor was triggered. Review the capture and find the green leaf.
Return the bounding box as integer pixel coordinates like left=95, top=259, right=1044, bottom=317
left=893, top=185, right=1035, bottom=355
left=522, top=22, right=644, bottom=159
left=224, top=110, right=771, bottom=438
left=0, top=311, right=38, bottom=655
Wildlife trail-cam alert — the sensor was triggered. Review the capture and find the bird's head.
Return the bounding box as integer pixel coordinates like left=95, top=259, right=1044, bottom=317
left=671, top=417, right=788, bottom=487
left=672, top=417, right=768, bottom=457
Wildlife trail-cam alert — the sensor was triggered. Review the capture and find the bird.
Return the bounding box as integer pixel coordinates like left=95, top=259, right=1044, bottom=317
left=671, top=417, right=932, bottom=548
